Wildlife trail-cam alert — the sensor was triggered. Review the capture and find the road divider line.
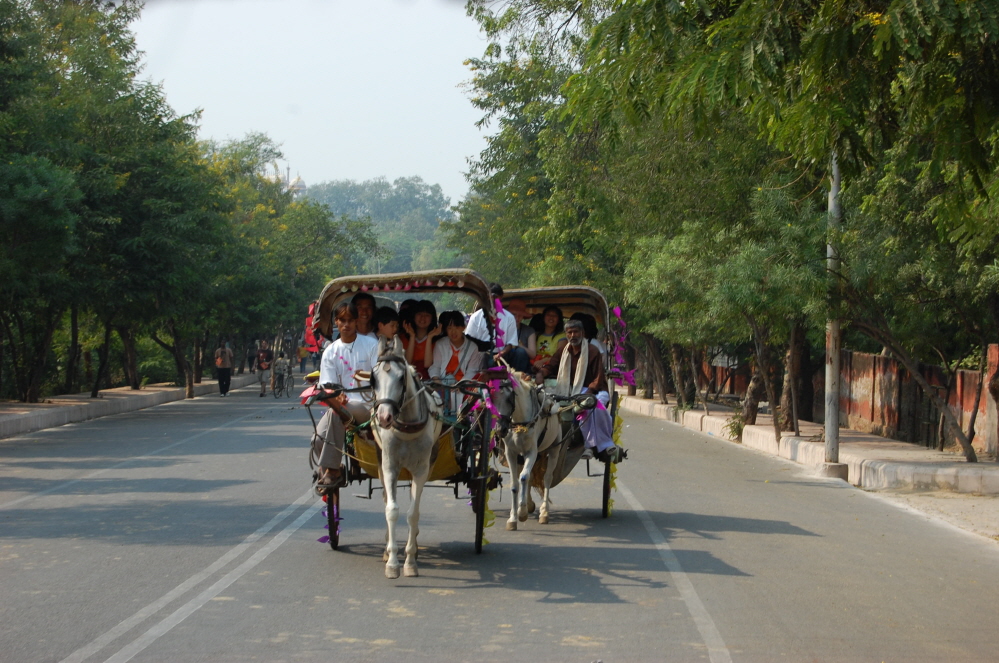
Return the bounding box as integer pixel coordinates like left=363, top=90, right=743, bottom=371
left=102, top=498, right=324, bottom=663
left=618, top=480, right=733, bottom=663
left=58, top=488, right=315, bottom=663
left=0, top=409, right=265, bottom=510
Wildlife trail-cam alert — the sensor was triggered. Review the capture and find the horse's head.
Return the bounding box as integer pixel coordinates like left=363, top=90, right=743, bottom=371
left=371, top=336, right=408, bottom=429
left=485, top=367, right=527, bottom=439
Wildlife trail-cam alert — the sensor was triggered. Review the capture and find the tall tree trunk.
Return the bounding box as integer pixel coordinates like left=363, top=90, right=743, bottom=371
left=25, top=307, right=62, bottom=403
left=65, top=306, right=79, bottom=394
left=152, top=321, right=195, bottom=398
left=117, top=326, right=140, bottom=390
left=747, top=315, right=782, bottom=446
left=90, top=323, right=113, bottom=398
left=780, top=321, right=804, bottom=435
left=963, top=343, right=987, bottom=452
left=689, top=346, right=709, bottom=414
left=669, top=343, right=688, bottom=407
left=625, top=343, right=637, bottom=397
left=236, top=335, right=247, bottom=375
left=193, top=335, right=203, bottom=384
left=742, top=364, right=765, bottom=426
left=640, top=333, right=670, bottom=404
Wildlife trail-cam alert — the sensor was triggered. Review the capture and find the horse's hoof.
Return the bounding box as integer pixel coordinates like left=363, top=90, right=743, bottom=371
left=518, top=512, right=528, bottom=523
left=539, top=514, right=549, bottom=524
left=404, top=565, right=419, bottom=577
left=528, top=503, right=536, bottom=514
left=506, top=521, right=517, bottom=531
left=385, top=565, right=401, bottom=579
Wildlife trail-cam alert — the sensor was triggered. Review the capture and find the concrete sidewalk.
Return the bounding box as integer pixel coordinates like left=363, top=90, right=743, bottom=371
left=618, top=395, right=999, bottom=495
left=0, top=373, right=260, bottom=439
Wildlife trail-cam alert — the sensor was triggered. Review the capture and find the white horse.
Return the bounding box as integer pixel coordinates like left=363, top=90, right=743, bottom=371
left=370, top=336, right=442, bottom=579
left=492, top=370, right=560, bottom=529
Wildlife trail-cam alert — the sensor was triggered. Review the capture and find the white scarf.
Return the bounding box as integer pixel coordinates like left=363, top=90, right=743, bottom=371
left=555, top=342, right=588, bottom=396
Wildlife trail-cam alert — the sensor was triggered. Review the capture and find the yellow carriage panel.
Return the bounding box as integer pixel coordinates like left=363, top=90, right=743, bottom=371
left=352, top=428, right=461, bottom=482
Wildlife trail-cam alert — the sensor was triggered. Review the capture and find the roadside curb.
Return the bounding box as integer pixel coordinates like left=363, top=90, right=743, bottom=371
left=0, top=374, right=259, bottom=440
left=617, top=395, right=999, bottom=495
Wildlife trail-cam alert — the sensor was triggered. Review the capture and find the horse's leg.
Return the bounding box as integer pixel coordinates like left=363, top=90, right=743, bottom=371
left=505, top=440, right=521, bottom=531
left=382, top=453, right=401, bottom=579
left=539, top=446, right=556, bottom=524
left=404, top=462, right=428, bottom=577
left=518, top=445, right=537, bottom=523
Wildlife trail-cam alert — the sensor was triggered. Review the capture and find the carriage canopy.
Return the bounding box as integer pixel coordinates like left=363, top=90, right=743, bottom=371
left=502, top=285, right=616, bottom=364
left=313, top=269, right=497, bottom=341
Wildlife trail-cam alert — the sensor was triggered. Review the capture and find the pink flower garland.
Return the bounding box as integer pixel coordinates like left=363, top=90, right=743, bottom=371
left=611, top=306, right=637, bottom=388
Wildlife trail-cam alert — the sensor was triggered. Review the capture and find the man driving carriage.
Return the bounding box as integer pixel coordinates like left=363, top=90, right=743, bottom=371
left=536, top=319, right=626, bottom=464
left=312, top=300, right=379, bottom=493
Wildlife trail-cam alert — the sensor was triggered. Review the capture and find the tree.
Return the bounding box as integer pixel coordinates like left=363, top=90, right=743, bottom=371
left=306, top=176, right=453, bottom=274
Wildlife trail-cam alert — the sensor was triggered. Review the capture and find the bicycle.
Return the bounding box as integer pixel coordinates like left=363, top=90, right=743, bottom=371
left=273, top=366, right=294, bottom=398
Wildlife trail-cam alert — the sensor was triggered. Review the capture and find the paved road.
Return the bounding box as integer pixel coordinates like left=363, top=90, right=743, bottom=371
left=2, top=386, right=998, bottom=662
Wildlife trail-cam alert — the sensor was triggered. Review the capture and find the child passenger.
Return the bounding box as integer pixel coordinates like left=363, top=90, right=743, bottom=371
left=374, top=306, right=400, bottom=340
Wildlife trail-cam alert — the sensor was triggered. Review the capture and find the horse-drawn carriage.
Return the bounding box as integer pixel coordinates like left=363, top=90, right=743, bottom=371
left=302, top=270, right=625, bottom=577
left=501, top=286, right=624, bottom=520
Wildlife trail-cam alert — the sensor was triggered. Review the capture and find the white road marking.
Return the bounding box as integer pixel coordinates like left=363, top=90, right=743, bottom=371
left=618, top=480, right=733, bottom=663
left=58, top=488, right=315, bottom=663
left=0, top=409, right=264, bottom=510
left=102, top=499, right=324, bottom=663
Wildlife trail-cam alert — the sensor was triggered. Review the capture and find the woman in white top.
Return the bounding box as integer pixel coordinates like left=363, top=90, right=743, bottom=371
left=429, top=311, right=484, bottom=412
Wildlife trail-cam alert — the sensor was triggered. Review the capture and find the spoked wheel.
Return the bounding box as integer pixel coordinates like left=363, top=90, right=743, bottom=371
left=272, top=383, right=282, bottom=398
left=471, top=415, right=492, bottom=554
left=286, top=376, right=294, bottom=398
left=326, top=487, right=340, bottom=550
left=601, top=459, right=612, bottom=518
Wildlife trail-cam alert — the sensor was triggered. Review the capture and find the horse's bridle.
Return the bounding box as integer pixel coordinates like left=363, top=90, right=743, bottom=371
left=495, top=381, right=545, bottom=434
left=370, top=354, right=431, bottom=434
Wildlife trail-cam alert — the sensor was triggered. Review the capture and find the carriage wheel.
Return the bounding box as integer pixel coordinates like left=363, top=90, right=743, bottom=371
left=601, top=459, right=612, bottom=518
left=472, top=412, right=492, bottom=554
left=327, top=487, right=340, bottom=550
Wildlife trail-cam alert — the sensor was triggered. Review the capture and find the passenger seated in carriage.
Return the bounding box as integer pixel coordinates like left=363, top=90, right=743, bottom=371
left=374, top=306, right=400, bottom=340
left=531, top=305, right=567, bottom=368
left=570, top=312, right=607, bottom=355
left=465, top=283, right=531, bottom=372
left=351, top=292, right=378, bottom=339
left=312, top=300, right=380, bottom=493
left=535, top=319, right=626, bottom=464
left=504, top=299, right=537, bottom=362
left=401, top=299, right=437, bottom=380
left=428, top=310, right=484, bottom=413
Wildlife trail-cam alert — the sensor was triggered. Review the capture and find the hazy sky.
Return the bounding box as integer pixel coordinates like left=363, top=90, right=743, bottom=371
left=132, top=0, right=490, bottom=203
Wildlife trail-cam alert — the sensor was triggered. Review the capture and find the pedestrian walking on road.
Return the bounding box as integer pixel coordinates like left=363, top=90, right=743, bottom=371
left=214, top=341, right=234, bottom=397
left=297, top=344, right=309, bottom=373
left=256, top=340, right=274, bottom=397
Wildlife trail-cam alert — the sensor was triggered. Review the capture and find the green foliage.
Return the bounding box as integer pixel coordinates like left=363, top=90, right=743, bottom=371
left=0, top=1, right=382, bottom=401
left=306, top=176, right=454, bottom=274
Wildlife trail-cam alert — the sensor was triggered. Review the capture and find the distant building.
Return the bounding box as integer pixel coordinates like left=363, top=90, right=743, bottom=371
left=288, top=175, right=307, bottom=198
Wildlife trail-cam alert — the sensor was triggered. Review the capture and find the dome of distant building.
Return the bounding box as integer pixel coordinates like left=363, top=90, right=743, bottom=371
left=288, top=176, right=306, bottom=194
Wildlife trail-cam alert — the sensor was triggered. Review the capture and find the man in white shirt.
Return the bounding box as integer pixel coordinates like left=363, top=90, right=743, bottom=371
left=465, top=283, right=530, bottom=372
left=313, top=300, right=379, bottom=493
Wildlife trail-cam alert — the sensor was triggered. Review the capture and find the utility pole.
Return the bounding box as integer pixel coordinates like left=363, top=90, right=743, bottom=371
left=822, top=153, right=849, bottom=480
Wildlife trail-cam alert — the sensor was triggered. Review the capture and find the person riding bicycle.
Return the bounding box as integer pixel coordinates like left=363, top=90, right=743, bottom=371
left=273, top=353, right=290, bottom=394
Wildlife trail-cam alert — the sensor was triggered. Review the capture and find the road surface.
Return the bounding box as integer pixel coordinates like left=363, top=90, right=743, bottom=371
left=2, top=385, right=998, bottom=662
